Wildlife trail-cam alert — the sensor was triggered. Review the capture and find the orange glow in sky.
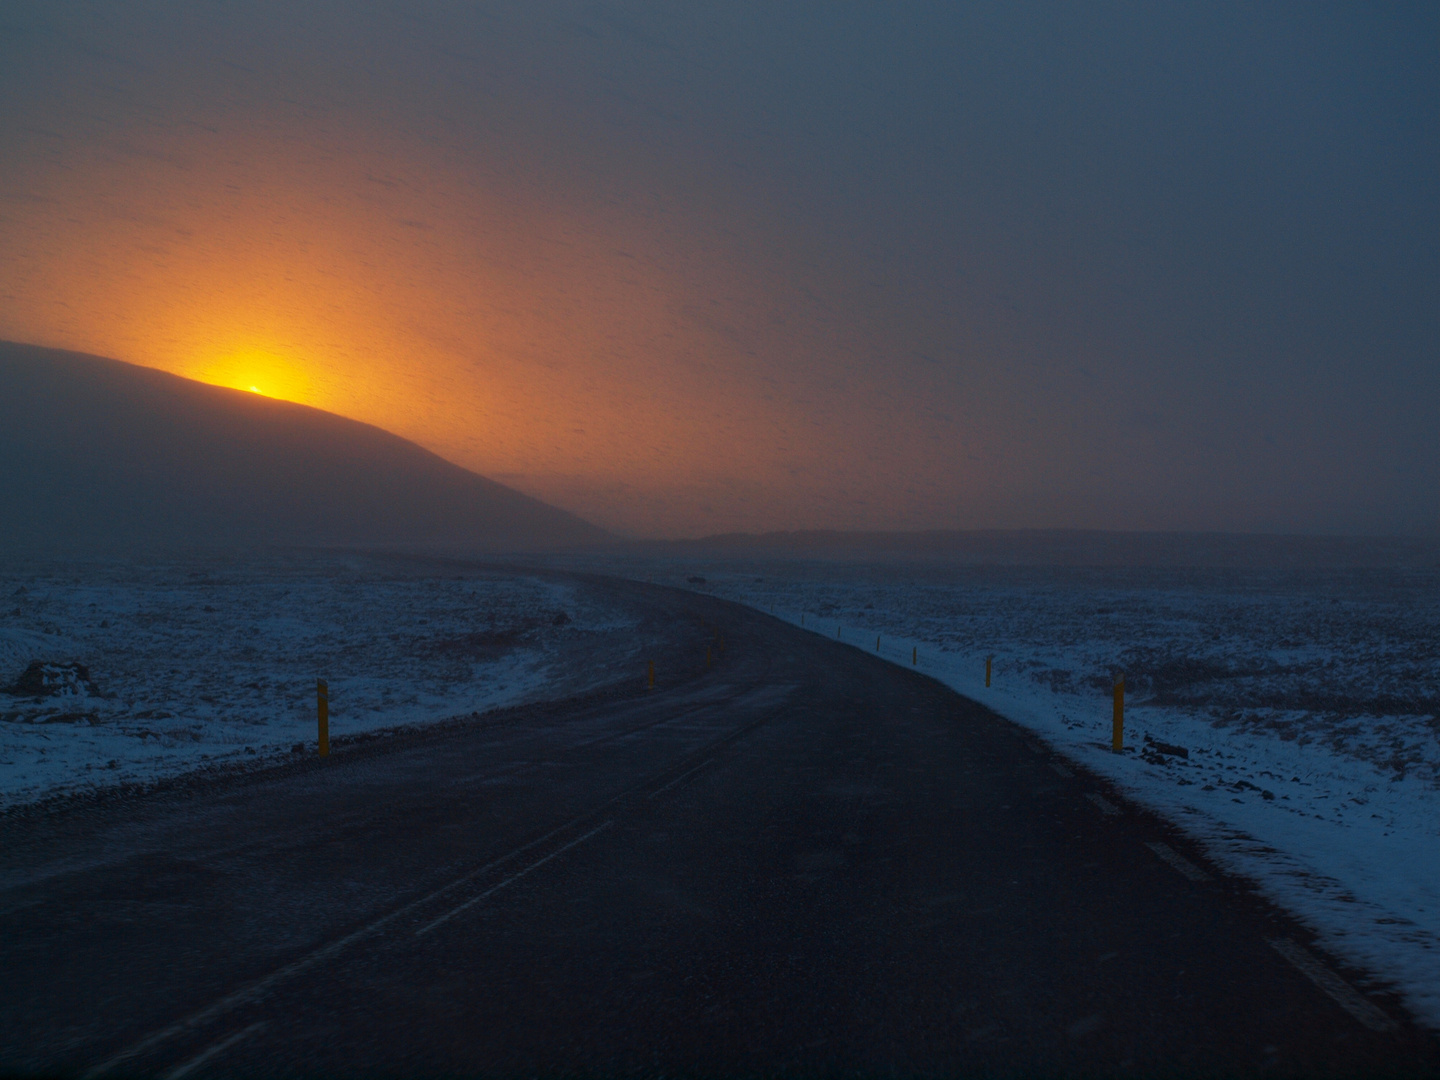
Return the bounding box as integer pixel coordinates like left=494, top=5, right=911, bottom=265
left=7, top=4, right=1429, bottom=537
left=0, top=133, right=746, bottom=531
left=203, top=352, right=311, bottom=405
left=0, top=116, right=979, bottom=537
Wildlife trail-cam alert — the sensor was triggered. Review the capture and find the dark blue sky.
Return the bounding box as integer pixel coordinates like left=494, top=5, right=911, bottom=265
left=1, top=2, right=1435, bottom=535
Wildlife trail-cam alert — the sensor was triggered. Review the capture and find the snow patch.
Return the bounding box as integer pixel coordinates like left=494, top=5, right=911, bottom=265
left=669, top=561, right=1440, bottom=1030
left=0, top=553, right=638, bottom=809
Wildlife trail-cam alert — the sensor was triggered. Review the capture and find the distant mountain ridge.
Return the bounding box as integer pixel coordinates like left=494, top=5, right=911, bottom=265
left=641, top=529, right=1440, bottom=569
left=0, top=342, right=607, bottom=555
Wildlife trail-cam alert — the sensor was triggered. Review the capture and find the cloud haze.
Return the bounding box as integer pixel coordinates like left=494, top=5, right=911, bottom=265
left=1, top=2, right=1434, bottom=536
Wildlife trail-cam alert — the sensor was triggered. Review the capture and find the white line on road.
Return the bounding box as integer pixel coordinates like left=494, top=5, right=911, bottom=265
left=160, top=1022, right=265, bottom=1080
left=1084, top=793, right=1120, bottom=816
left=1144, top=841, right=1211, bottom=882
left=82, top=814, right=600, bottom=1079
left=1267, top=938, right=1396, bottom=1032
left=83, top=696, right=784, bottom=1078
left=647, top=759, right=716, bottom=798
left=415, top=821, right=614, bottom=937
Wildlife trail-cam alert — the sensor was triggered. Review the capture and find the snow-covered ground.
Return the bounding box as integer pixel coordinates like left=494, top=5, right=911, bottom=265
left=0, top=552, right=640, bottom=809
left=632, top=558, right=1440, bottom=1029
left=7, top=547, right=1438, bottom=1027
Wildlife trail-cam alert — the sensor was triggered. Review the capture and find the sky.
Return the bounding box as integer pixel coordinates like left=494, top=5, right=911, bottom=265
left=0, top=2, right=1435, bottom=538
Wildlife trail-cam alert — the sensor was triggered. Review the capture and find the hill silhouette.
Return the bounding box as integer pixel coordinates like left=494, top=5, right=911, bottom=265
left=0, top=342, right=607, bottom=555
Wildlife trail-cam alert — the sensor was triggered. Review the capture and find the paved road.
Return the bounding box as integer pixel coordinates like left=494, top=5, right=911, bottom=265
left=1, top=578, right=1435, bottom=1076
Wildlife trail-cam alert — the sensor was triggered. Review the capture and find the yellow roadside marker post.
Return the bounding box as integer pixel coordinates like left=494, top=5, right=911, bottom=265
left=912, top=646, right=917, bottom=666
left=876, top=635, right=881, bottom=651
left=985, top=656, right=992, bottom=687
left=317, top=679, right=329, bottom=757
left=706, top=645, right=711, bottom=667
left=648, top=660, right=655, bottom=689
left=1112, top=674, right=1125, bottom=752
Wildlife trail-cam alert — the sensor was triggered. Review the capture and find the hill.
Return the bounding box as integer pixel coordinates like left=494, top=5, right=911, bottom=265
left=640, top=528, right=1440, bottom=569
left=0, top=342, right=607, bottom=555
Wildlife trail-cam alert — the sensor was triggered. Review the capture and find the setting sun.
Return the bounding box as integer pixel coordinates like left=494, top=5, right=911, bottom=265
left=189, top=348, right=314, bottom=407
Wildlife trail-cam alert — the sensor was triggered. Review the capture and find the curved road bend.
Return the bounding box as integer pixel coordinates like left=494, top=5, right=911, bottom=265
left=0, top=577, right=1435, bottom=1077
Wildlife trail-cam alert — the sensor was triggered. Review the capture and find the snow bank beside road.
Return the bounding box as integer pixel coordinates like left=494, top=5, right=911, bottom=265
left=677, top=562, right=1440, bottom=1030
left=0, top=553, right=639, bottom=809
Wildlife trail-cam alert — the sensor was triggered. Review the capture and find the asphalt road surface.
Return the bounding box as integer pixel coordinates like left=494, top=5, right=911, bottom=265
left=1, top=577, right=1436, bottom=1077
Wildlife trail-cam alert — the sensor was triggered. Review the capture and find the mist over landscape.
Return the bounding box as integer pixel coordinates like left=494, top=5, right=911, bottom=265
left=1, top=2, right=1435, bottom=538
left=1, top=4, right=1438, bottom=1076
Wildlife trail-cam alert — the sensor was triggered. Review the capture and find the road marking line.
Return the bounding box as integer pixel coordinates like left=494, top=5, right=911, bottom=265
left=1049, top=762, right=1074, bottom=778
left=416, top=821, right=614, bottom=937
left=160, top=1022, right=264, bottom=1080
left=82, top=813, right=596, bottom=1079
left=1084, top=793, right=1120, bottom=816
left=1144, top=841, right=1211, bottom=882
left=647, top=758, right=715, bottom=798
left=84, top=690, right=784, bottom=1078
left=1267, top=938, right=1396, bottom=1032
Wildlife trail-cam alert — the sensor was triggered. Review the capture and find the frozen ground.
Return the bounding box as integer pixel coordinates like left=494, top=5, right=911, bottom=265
left=0, top=552, right=643, bottom=810
left=601, top=556, right=1440, bottom=1030
left=7, top=546, right=1438, bottom=1029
